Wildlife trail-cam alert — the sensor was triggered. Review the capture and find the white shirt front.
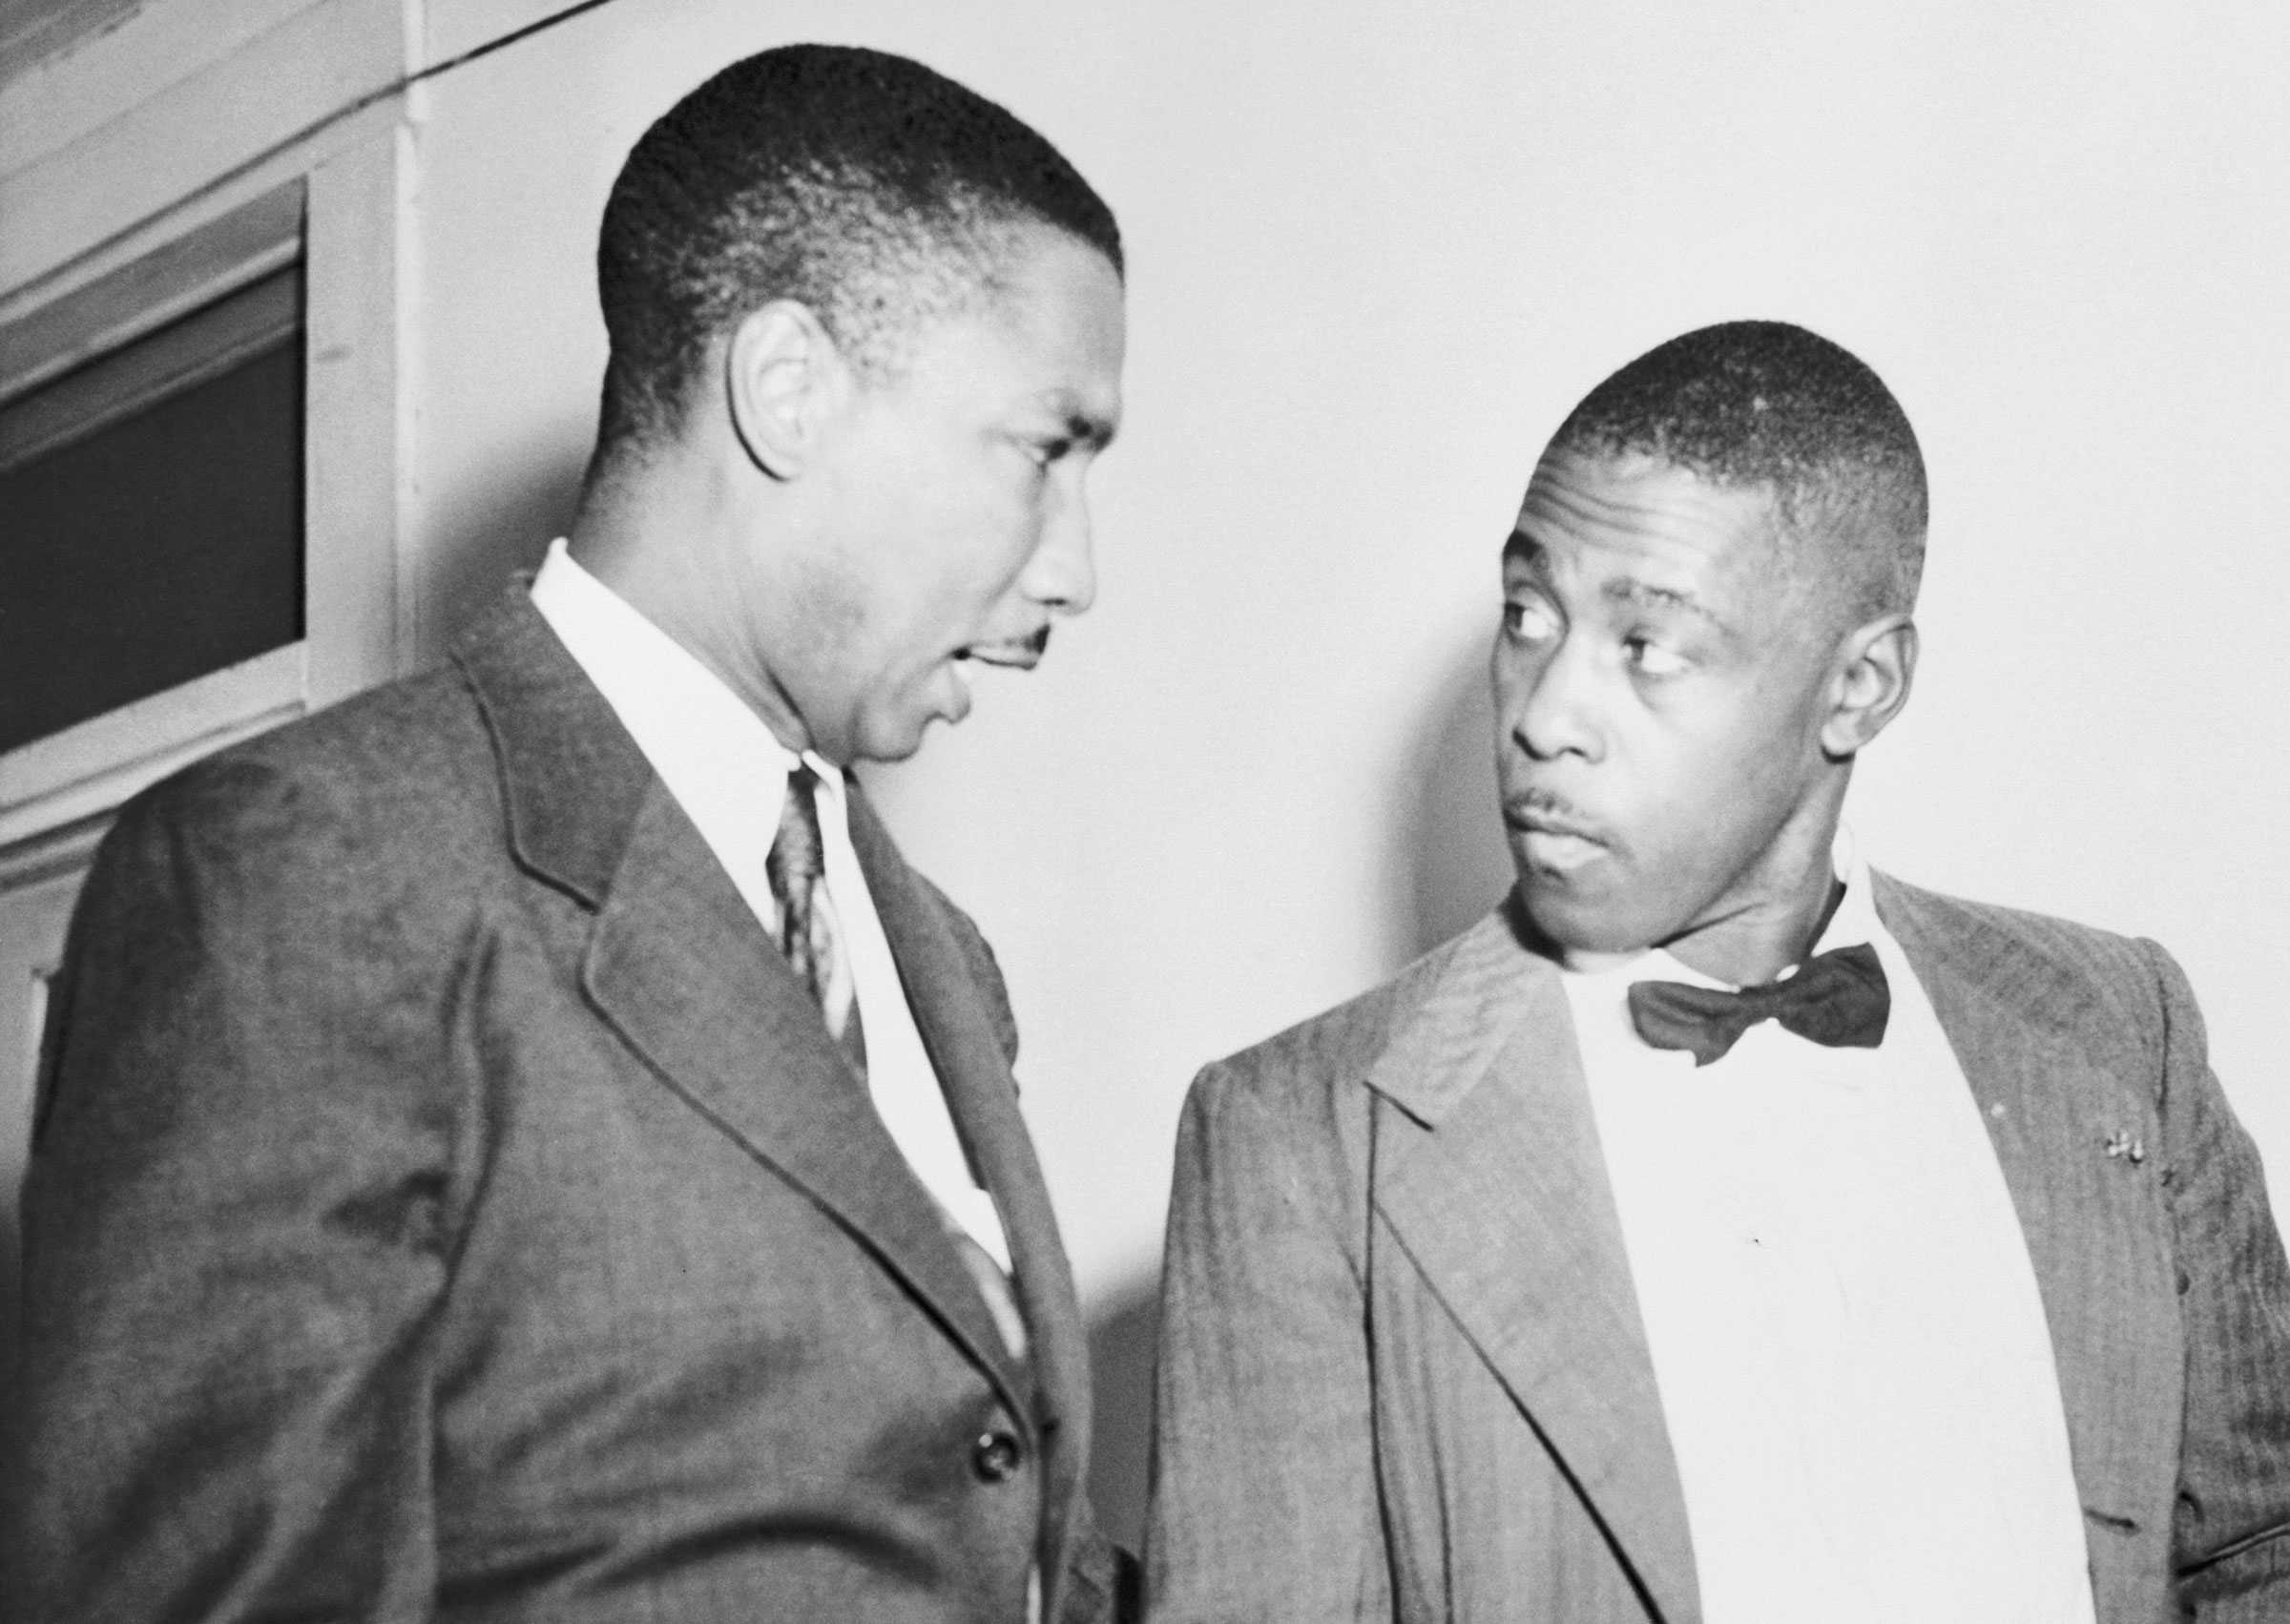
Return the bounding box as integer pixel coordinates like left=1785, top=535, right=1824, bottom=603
left=1562, top=831, right=2095, bottom=1624
left=528, top=540, right=1013, bottom=1273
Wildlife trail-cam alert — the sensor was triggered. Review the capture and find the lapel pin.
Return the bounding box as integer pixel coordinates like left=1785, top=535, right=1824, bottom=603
left=2104, top=1130, right=2146, bottom=1165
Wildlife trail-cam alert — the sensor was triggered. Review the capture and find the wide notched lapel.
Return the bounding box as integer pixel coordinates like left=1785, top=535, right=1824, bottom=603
left=844, top=789, right=1093, bottom=1619
left=457, top=593, right=1030, bottom=1427
left=1365, top=906, right=1701, bottom=1624
left=581, top=788, right=1034, bottom=1409
left=1876, top=874, right=2183, bottom=1623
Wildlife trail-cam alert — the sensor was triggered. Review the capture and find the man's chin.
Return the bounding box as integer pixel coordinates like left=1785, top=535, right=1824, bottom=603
left=843, top=708, right=942, bottom=767
left=1512, top=869, right=1664, bottom=962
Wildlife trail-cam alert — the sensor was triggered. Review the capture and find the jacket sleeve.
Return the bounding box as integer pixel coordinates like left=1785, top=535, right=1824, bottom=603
left=2151, top=940, right=2290, bottom=1616
left=9, top=760, right=468, bottom=1623
left=1142, top=1062, right=1392, bottom=1622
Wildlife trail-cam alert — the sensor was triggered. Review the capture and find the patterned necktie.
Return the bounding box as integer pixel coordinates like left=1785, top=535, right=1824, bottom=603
left=766, top=765, right=868, bottom=1080
left=1626, top=942, right=1889, bottom=1068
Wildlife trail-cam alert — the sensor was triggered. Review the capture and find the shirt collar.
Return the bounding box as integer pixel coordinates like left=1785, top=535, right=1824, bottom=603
left=527, top=539, right=846, bottom=906
left=1811, top=822, right=1879, bottom=959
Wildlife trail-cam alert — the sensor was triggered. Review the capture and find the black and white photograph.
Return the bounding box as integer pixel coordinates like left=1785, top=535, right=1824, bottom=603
left=2, top=2, right=2286, bottom=1619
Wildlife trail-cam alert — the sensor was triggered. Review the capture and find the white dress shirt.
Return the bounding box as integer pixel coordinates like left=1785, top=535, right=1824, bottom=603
left=1562, top=828, right=2095, bottom=1624
left=528, top=540, right=1014, bottom=1274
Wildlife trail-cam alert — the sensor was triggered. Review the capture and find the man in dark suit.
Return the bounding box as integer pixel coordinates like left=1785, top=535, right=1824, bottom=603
left=13, top=44, right=1127, bottom=1623
left=1144, top=323, right=2290, bottom=1623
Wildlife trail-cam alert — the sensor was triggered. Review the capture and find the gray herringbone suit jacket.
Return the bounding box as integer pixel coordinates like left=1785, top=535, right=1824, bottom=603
left=12, top=591, right=1117, bottom=1623
left=1144, top=881, right=2290, bottom=1623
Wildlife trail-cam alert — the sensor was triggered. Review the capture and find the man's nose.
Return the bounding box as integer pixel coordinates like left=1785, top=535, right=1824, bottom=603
left=1504, top=635, right=1603, bottom=762
left=1023, top=477, right=1097, bottom=616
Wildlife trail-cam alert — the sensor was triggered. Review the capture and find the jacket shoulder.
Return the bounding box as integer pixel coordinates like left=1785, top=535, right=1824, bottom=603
left=1189, top=915, right=1496, bottom=1123
left=134, top=663, right=488, bottom=818
left=1875, top=871, right=2186, bottom=1065
left=96, top=663, right=503, bottom=918
left=1878, top=871, right=2155, bottom=975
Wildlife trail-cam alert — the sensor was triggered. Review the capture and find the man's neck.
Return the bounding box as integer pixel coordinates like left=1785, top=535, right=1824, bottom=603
left=568, top=468, right=812, bottom=757
left=1656, top=801, right=1849, bottom=988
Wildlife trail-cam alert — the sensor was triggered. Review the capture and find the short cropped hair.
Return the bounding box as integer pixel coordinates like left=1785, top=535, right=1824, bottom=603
left=1550, top=321, right=1927, bottom=620
left=591, top=43, right=1122, bottom=462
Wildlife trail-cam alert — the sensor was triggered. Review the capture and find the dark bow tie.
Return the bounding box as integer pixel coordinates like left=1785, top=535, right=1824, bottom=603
left=1625, top=942, right=1889, bottom=1067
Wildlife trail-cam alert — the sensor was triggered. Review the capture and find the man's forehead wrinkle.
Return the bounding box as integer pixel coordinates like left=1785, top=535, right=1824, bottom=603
left=1519, top=481, right=1697, bottom=575
left=1508, top=455, right=1789, bottom=646
left=1521, top=460, right=1655, bottom=535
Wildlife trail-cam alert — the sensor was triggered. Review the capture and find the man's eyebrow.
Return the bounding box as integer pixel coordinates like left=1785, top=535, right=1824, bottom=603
left=1603, top=576, right=1720, bottom=627
left=1504, top=531, right=1726, bottom=627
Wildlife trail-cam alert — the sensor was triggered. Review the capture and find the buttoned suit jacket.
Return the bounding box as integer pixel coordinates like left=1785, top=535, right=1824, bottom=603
left=12, top=590, right=1119, bottom=1623
left=1144, top=876, right=2290, bottom=1623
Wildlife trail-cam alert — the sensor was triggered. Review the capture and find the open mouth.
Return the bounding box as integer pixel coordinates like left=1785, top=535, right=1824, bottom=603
left=953, top=628, right=1051, bottom=672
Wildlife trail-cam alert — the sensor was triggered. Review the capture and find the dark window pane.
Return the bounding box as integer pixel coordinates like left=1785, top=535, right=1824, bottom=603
left=0, top=300, right=302, bottom=756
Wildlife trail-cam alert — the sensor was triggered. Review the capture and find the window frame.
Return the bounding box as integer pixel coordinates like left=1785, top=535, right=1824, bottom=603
left=0, top=24, right=407, bottom=848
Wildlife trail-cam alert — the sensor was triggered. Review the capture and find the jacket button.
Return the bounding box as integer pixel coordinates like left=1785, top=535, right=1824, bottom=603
left=971, top=1429, right=1024, bottom=1484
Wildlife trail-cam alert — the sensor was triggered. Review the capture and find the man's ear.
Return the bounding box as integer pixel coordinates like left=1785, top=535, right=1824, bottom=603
left=723, top=301, right=846, bottom=481
left=1822, top=613, right=1918, bottom=759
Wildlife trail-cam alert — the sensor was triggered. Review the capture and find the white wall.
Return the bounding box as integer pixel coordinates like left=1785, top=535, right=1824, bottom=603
left=406, top=0, right=2290, bottom=1534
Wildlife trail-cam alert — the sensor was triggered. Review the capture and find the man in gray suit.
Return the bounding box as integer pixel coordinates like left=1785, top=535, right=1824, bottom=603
left=1145, top=322, right=2290, bottom=1623
left=14, top=45, right=1126, bottom=1623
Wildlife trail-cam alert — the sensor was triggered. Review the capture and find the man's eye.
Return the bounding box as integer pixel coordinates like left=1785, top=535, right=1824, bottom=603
left=1025, top=437, right=1071, bottom=468
left=1502, top=598, right=1560, bottom=641
left=1628, top=635, right=1688, bottom=677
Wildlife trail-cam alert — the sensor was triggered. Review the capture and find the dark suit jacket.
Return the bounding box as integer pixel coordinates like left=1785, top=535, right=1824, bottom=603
left=10, top=591, right=1119, bottom=1623
left=1144, top=876, right=2290, bottom=1623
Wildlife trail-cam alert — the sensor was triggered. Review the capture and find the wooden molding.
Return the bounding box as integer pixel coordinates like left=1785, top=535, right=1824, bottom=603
left=0, top=0, right=404, bottom=291
left=303, top=117, right=407, bottom=703
left=0, top=646, right=308, bottom=848
left=0, top=178, right=302, bottom=405
left=0, top=807, right=110, bottom=894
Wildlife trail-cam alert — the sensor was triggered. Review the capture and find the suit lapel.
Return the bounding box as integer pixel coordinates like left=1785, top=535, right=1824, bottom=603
left=456, top=593, right=1032, bottom=1428
left=1876, top=874, right=2182, bottom=1618
left=1349, top=872, right=2182, bottom=1624
left=848, top=790, right=1093, bottom=1616
left=1366, top=904, right=1700, bottom=1624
